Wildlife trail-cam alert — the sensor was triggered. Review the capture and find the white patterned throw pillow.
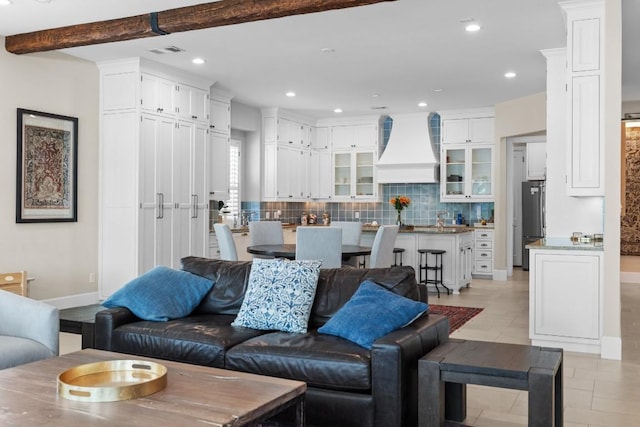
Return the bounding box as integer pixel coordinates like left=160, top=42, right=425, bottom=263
left=232, top=258, right=322, bottom=333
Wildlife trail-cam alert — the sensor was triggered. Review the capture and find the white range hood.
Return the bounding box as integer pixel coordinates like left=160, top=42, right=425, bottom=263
left=376, top=113, right=439, bottom=184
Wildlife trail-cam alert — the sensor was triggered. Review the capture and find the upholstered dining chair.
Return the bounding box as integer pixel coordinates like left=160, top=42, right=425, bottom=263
left=0, top=290, right=59, bottom=370
left=248, top=221, right=284, bottom=259
left=295, top=226, right=342, bottom=268
left=368, top=225, right=400, bottom=268
left=214, top=223, right=238, bottom=261
left=330, top=221, right=363, bottom=267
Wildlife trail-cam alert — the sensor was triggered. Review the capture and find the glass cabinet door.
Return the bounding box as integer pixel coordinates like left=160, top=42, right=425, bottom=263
left=334, top=152, right=351, bottom=197
left=355, top=152, right=374, bottom=196
left=471, top=147, right=492, bottom=196
left=444, top=147, right=466, bottom=196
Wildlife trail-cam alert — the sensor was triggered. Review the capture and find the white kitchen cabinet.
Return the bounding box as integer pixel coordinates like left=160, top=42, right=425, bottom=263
left=140, top=73, right=175, bottom=116
left=98, top=58, right=213, bottom=298
left=309, top=150, right=332, bottom=199
left=333, top=150, right=376, bottom=201
left=526, top=142, right=547, bottom=180
left=561, top=1, right=604, bottom=196
left=172, top=121, right=209, bottom=268
left=331, top=124, right=378, bottom=149
left=441, top=144, right=493, bottom=201
left=277, top=145, right=309, bottom=200
left=473, top=229, right=494, bottom=277
left=441, top=117, right=494, bottom=144
left=139, top=114, right=176, bottom=273
left=460, top=232, right=474, bottom=284
left=209, top=133, right=230, bottom=199
left=417, top=232, right=473, bottom=294
left=175, top=83, right=209, bottom=123
left=210, top=96, right=230, bottom=135
left=312, top=126, right=330, bottom=150
left=529, top=246, right=603, bottom=353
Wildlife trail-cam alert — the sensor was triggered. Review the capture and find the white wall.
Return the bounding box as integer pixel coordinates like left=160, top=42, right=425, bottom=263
left=0, top=39, right=99, bottom=300
left=230, top=100, right=262, bottom=202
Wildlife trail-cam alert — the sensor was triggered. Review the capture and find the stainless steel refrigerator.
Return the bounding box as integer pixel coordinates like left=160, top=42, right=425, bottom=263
left=522, top=180, right=545, bottom=271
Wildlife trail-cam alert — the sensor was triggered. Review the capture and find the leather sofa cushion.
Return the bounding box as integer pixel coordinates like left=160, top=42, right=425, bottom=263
left=226, top=330, right=372, bottom=392
left=310, top=266, right=420, bottom=327
left=109, top=314, right=266, bottom=368
left=181, top=257, right=253, bottom=315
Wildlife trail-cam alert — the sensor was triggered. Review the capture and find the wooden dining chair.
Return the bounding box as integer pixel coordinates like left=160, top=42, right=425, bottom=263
left=295, top=227, right=342, bottom=268
left=214, top=223, right=238, bottom=261
left=0, top=271, right=28, bottom=297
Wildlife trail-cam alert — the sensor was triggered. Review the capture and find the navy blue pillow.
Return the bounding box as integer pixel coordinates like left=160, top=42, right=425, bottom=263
left=102, top=266, right=213, bottom=321
left=318, top=279, right=428, bottom=349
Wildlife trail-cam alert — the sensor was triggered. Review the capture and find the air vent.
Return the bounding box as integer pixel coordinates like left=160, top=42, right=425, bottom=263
left=148, top=46, right=186, bottom=55
left=371, top=106, right=388, bottom=110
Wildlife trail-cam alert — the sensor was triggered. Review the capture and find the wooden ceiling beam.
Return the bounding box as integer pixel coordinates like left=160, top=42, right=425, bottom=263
left=5, top=0, right=395, bottom=55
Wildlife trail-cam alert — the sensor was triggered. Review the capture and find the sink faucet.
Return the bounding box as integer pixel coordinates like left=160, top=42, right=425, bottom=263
left=436, top=211, right=448, bottom=231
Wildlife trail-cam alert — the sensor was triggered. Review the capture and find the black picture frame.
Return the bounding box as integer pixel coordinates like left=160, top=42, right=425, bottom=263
left=16, top=108, right=78, bottom=223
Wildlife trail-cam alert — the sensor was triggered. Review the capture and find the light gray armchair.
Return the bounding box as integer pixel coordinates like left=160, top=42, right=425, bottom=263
left=0, top=290, right=59, bottom=370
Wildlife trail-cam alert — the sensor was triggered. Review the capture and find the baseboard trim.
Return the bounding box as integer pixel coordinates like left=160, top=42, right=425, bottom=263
left=42, top=292, right=100, bottom=310
left=620, top=271, right=640, bottom=284
left=601, top=336, right=622, bottom=360
left=493, top=269, right=508, bottom=281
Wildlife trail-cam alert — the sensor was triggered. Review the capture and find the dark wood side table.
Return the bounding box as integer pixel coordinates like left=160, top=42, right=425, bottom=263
left=418, top=339, right=563, bottom=427
left=59, top=304, right=107, bottom=349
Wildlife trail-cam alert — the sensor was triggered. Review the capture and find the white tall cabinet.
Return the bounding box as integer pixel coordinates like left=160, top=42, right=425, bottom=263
left=98, top=58, right=213, bottom=298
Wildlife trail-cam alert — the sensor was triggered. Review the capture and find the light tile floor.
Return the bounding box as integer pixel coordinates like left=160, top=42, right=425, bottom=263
left=59, top=269, right=640, bottom=426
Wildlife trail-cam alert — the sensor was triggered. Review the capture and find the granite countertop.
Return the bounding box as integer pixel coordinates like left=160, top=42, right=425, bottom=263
left=212, top=223, right=492, bottom=235
left=525, top=238, right=604, bottom=251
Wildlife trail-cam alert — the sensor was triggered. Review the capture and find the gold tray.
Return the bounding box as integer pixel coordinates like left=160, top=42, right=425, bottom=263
left=58, top=360, right=167, bottom=402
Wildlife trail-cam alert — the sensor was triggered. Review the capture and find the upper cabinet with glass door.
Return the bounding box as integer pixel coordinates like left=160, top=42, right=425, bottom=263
left=441, top=144, right=493, bottom=201
left=333, top=150, right=377, bottom=200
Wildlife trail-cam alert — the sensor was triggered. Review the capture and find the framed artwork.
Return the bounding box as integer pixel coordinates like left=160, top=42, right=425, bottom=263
left=16, top=108, right=78, bottom=223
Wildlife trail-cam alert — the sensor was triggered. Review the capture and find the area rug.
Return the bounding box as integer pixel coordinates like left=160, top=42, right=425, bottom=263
left=429, top=304, right=484, bottom=333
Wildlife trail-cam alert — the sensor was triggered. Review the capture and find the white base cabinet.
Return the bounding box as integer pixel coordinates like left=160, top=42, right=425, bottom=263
left=361, top=231, right=473, bottom=294
left=529, top=248, right=603, bottom=354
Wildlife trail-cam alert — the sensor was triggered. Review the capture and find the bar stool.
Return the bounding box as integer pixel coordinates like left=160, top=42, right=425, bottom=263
left=393, top=248, right=405, bottom=266
left=418, top=249, right=450, bottom=298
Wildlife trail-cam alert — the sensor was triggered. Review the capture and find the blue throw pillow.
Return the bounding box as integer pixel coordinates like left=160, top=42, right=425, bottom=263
left=102, top=266, right=214, bottom=321
left=232, top=258, right=322, bottom=333
left=318, top=279, right=428, bottom=349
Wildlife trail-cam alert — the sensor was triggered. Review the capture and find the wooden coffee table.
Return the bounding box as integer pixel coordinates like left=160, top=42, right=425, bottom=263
left=0, top=349, right=306, bottom=426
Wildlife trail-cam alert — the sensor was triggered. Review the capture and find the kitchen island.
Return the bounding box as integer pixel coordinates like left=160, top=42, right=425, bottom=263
left=526, top=238, right=604, bottom=354
left=362, top=227, right=475, bottom=295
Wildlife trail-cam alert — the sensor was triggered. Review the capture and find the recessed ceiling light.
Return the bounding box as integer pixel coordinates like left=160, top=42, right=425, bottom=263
left=0, top=0, right=13, bottom=5
left=192, top=57, right=205, bottom=65
left=371, top=93, right=381, bottom=98
left=504, top=71, right=517, bottom=78
left=320, top=48, right=335, bottom=53
left=286, top=91, right=296, bottom=97
left=465, top=23, right=481, bottom=32
left=334, top=108, right=343, bottom=114
left=418, top=102, right=428, bottom=108
left=432, top=88, right=443, bottom=93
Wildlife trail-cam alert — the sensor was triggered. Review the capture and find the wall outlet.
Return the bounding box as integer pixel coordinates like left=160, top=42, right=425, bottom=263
left=89, top=273, right=96, bottom=283
left=355, top=211, right=360, bottom=219
left=266, top=211, right=270, bottom=219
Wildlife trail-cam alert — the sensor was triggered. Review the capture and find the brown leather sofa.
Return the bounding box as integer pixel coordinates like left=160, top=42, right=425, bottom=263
left=95, top=257, right=449, bottom=427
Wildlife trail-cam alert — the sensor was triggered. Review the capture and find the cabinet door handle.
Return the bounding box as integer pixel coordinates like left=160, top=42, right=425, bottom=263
left=157, top=193, right=164, bottom=219
left=192, top=115, right=198, bottom=119
left=191, top=194, right=198, bottom=219
left=157, top=108, right=164, bottom=113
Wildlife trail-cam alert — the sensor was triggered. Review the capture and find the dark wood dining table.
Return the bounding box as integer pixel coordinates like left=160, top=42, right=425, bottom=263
left=246, top=244, right=372, bottom=260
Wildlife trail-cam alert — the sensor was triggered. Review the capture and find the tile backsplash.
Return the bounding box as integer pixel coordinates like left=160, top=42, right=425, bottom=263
left=229, top=183, right=493, bottom=227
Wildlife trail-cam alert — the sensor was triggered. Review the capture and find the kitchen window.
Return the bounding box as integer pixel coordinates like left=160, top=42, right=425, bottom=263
left=228, top=138, right=241, bottom=215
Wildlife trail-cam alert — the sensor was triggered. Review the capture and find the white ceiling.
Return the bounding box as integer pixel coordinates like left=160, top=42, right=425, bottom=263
left=1, top=0, right=638, bottom=119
